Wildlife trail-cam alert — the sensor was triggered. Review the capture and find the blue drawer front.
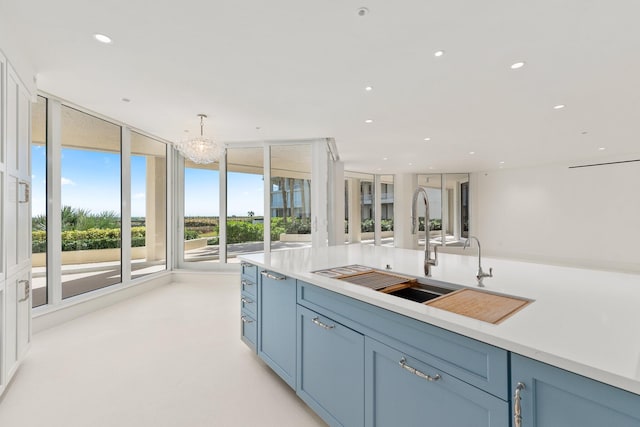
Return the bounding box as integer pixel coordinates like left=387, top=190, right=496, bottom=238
left=297, top=280, right=508, bottom=400
left=240, top=262, right=257, bottom=282
left=241, top=292, right=256, bottom=316
left=365, top=337, right=508, bottom=427
left=241, top=310, right=257, bottom=352
left=241, top=276, right=257, bottom=298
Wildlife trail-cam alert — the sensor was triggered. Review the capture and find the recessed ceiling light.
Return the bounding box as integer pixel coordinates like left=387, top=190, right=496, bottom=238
left=423, top=137, right=431, bottom=141
left=94, top=33, right=112, bottom=44
left=434, top=50, right=445, bottom=57
left=429, top=166, right=434, bottom=170
left=510, top=61, right=526, bottom=69
left=357, top=7, right=369, bottom=16
left=581, top=131, right=588, bottom=135
left=499, top=161, right=505, bottom=164
left=598, top=147, right=606, bottom=151
left=365, top=119, right=373, bottom=123
left=553, top=104, right=566, bottom=110
left=469, top=151, right=475, bottom=155
left=408, top=162, right=413, bottom=166
left=365, top=86, right=373, bottom=91
left=376, top=168, right=382, bottom=171
left=383, top=157, right=388, bottom=160
left=121, top=97, right=131, bottom=103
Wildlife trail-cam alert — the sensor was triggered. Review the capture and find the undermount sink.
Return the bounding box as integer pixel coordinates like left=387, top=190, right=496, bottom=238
left=384, top=281, right=457, bottom=303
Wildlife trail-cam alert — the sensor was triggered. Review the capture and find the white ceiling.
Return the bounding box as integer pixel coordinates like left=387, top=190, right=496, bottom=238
left=4, top=0, right=640, bottom=173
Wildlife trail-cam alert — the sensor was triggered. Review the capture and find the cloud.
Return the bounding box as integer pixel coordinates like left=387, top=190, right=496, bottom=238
left=61, top=177, right=76, bottom=186
left=132, top=192, right=145, bottom=200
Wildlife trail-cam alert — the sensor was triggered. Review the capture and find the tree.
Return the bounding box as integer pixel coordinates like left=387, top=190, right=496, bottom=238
left=248, top=211, right=254, bottom=217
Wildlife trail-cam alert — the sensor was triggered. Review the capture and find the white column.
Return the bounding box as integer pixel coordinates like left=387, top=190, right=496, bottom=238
left=311, top=140, right=329, bottom=248
left=328, top=159, right=345, bottom=246
left=219, top=148, right=227, bottom=262
left=392, top=173, right=417, bottom=249
left=347, top=178, right=361, bottom=243
left=121, top=127, right=131, bottom=283
left=263, top=143, right=271, bottom=254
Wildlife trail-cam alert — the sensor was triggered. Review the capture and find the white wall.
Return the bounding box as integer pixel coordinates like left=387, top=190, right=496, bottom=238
left=0, top=21, right=36, bottom=95
left=471, top=161, right=640, bottom=273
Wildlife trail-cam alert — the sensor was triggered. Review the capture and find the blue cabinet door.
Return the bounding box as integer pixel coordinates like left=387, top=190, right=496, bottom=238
left=258, top=270, right=297, bottom=388
left=297, top=305, right=365, bottom=427
left=365, top=337, right=508, bottom=427
left=511, top=354, right=640, bottom=427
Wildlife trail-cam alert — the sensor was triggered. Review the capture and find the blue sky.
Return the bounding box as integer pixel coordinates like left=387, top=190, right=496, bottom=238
left=32, top=146, right=265, bottom=218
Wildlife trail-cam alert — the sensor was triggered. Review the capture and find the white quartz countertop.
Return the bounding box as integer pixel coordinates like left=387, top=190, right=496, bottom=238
left=239, top=245, right=640, bottom=395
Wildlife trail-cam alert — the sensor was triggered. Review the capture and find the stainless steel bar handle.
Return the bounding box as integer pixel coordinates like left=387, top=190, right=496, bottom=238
left=514, top=382, right=526, bottom=427
left=241, top=316, right=254, bottom=324
left=240, top=262, right=251, bottom=267
left=18, top=280, right=30, bottom=302
left=399, top=357, right=441, bottom=382
left=260, top=270, right=286, bottom=280
left=311, top=317, right=335, bottom=330
left=241, top=297, right=253, bottom=304
left=19, top=181, right=30, bottom=203
left=241, top=280, right=253, bottom=286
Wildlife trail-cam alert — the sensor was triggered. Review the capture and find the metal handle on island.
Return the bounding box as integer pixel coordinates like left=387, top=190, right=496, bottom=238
left=311, top=317, right=335, bottom=330
left=241, top=297, right=253, bottom=304
left=399, top=357, right=441, bottom=382
left=514, top=382, right=526, bottom=427
left=260, top=270, right=286, bottom=281
left=241, top=316, right=254, bottom=324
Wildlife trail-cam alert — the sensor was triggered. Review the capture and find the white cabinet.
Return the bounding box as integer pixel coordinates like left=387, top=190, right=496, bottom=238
left=0, top=52, right=32, bottom=398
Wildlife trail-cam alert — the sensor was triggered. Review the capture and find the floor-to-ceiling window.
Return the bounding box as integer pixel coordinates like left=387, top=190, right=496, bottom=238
left=131, top=132, right=167, bottom=278
left=416, top=174, right=443, bottom=248
left=344, top=171, right=375, bottom=244
left=270, top=144, right=312, bottom=252
left=379, top=174, right=394, bottom=247
left=183, top=160, right=220, bottom=264
left=226, top=146, right=264, bottom=262
left=31, top=96, right=47, bottom=307
left=60, top=105, right=122, bottom=299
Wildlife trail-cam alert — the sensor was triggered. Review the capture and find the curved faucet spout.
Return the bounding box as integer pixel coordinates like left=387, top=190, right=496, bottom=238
left=411, top=187, right=438, bottom=276
left=463, top=235, right=493, bottom=286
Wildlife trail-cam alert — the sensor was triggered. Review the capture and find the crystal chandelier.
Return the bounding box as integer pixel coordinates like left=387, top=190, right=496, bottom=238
left=175, top=114, right=220, bottom=164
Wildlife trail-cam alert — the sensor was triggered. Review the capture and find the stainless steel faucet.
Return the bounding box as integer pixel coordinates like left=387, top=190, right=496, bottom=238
left=463, top=235, right=493, bottom=286
left=411, top=187, right=438, bottom=276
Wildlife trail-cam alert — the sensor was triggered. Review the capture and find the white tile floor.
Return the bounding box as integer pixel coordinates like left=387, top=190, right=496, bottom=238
left=0, top=277, right=326, bottom=427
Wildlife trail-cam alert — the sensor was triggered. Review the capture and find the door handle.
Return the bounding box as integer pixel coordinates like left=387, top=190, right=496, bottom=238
left=18, top=279, right=30, bottom=302
left=514, top=382, right=526, bottom=427
left=19, top=181, right=30, bottom=203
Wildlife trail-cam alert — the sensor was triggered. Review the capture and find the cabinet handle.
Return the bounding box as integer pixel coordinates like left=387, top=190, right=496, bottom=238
left=241, top=316, right=254, bottom=324
left=19, top=181, right=30, bottom=203
left=241, top=280, right=253, bottom=286
left=514, top=382, right=526, bottom=427
left=311, top=317, right=335, bottom=330
left=260, top=270, right=286, bottom=280
left=18, top=279, right=30, bottom=302
left=241, top=297, right=253, bottom=304
left=399, top=357, right=441, bottom=382
left=240, top=262, right=251, bottom=267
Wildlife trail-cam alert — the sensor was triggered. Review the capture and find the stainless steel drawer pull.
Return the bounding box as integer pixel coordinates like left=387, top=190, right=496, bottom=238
left=399, top=358, right=441, bottom=382
left=240, top=262, right=251, bottom=267
left=19, top=181, right=30, bottom=203
left=241, top=297, right=253, bottom=304
left=312, top=317, right=335, bottom=330
left=260, top=270, right=286, bottom=280
left=241, top=280, right=253, bottom=286
left=241, top=316, right=254, bottom=324
left=514, top=382, right=526, bottom=427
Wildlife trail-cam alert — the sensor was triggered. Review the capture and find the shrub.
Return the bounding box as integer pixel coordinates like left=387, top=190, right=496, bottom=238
left=32, top=226, right=147, bottom=253
left=227, top=220, right=264, bottom=244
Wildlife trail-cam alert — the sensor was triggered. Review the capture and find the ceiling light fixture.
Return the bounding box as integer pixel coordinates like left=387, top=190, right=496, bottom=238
left=598, top=147, right=606, bottom=151
left=365, top=86, right=373, bottom=91
left=469, top=151, right=475, bottom=155
left=510, top=61, right=525, bottom=69
left=423, top=137, right=431, bottom=141
left=175, top=114, right=220, bottom=164
left=499, top=161, right=505, bottom=164
left=434, top=50, right=445, bottom=57
left=94, top=33, right=112, bottom=44
left=365, top=119, right=373, bottom=123
left=553, top=104, right=566, bottom=110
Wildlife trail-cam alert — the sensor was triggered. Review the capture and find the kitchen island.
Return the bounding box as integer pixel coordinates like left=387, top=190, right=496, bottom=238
left=239, top=244, right=640, bottom=426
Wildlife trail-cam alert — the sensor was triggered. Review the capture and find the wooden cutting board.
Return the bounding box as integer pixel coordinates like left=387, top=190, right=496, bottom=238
left=426, top=288, right=531, bottom=324
left=338, top=270, right=416, bottom=291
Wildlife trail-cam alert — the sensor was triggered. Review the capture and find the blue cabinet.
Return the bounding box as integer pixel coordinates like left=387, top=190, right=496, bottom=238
left=365, top=337, right=508, bottom=427
left=511, top=354, right=640, bottom=427
left=296, top=305, right=365, bottom=427
left=258, top=270, right=297, bottom=388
